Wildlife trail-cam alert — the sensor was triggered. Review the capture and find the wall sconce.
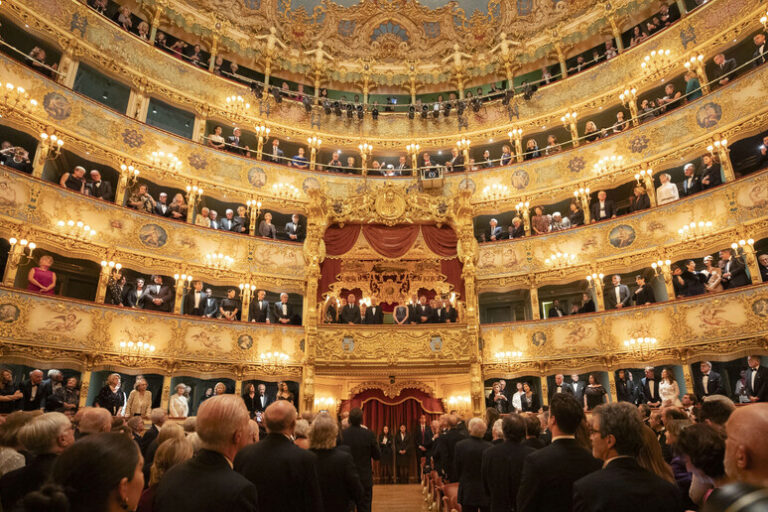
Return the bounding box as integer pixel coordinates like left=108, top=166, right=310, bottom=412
left=678, top=221, right=713, bottom=241
left=271, top=183, right=300, bottom=200
left=456, top=137, right=472, bottom=170
left=246, top=197, right=263, bottom=236
left=185, top=185, right=204, bottom=202
left=515, top=201, right=531, bottom=236
left=640, top=49, right=672, bottom=75
left=307, top=135, right=322, bottom=171
left=507, top=128, right=524, bottom=162
left=619, top=87, right=639, bottom=127
left=150, top=151, right=181, bottom=172
left=634, top=168, right=653, bottom=185
left=0, top=82, right=38, bottom=113
left=39, top=133, right=64, bottom=160
left=313, top=397, right=337, bottom=410
left=482, top=183, right=509, bottom=203
left=761, top=12, right=767, bottom=29
left=259, top=351, right=290, bottom=372
left=731, top=238, right=755, bottom=257
left=119, top=163, right=140, bottom=185
left=239, top=282, right=256, bottom=299
left=706, top=138, right=728, bottom=157
left=545, top=252, right=576, bottom=268
left=255, top=124, right=271, bottom=160
left=560, top=111, right=579, bottom=147
left=100, top=260, right=122, bottom=272
left=57, top=219, right=97, bottom=239
left=405, top=143, right=420, bottom=175
left=358, top=143, right=373, bottom=176
left=173, top=273, right=193, bottom=291
left=119, top=340, right=156, bottom=365
left=8, top=237, right=36, bottom=263
left=225, top=95, right=250, bottom=119
left=593, top=155, right=623, bottom=175
left=683, top=54, right=709, bottom=94
left=623, top=337, right=658, bottom=359
left=651, top=259, right=672, bottom=276
left=205, top=253, right=234, bottom=270
left=446, top=395, right=472, bottom=408
left=573, top=187, right=591, bottom=224
left=585, top=272, right=605, bottom=307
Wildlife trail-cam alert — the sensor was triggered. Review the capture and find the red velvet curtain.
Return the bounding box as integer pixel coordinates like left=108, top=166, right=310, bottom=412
left=342, top=388, right=444, bottom=484
left=361, top=225, right=421, bottom=259
left=441, top=258, right=466, bottom=300
left=421, top=224, right=458, bottom=256
left=324, top=224, right=362, bottom=256
left=318, top=259, right=342, bottom=301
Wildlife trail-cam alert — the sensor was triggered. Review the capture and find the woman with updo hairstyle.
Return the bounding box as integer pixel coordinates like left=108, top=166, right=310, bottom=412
left=22, top=432, right=144, bottom=512
left=137, top=437, right=193, bottom=512
left=27, top=255, right=56, bottom=295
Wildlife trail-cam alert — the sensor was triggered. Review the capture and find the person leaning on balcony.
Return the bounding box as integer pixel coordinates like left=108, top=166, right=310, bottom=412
left=127, top=183, right=156, bottom=213
left=531, top=206, right=550, bottom=235
left=753, top=32, right=767, bottom=68
left=590, top=190, right=616, bottom=223
left=125, top=377, right=152, bottom=419
left=630, top=184, right=651, bottom=212
left=59, top=166, right=87, bottom=193
left=656, top=173, right=680, bottom=205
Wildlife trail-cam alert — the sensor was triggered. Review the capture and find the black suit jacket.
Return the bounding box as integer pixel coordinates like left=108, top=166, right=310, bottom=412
left=604, top=284, right=631, bottom=309
left=156, top=449, right=258, bottom=512
left=143, top=284, right=174, bottom=312
left=746, top=365, right=768, bottom=402
left=713, top=58, right=737, bottom=82
left=154, top=202, right=172, bottom=217
left=415, top=304, right=433, bottom=324
left=234, top=433, right=321, bottom=512
left=434, top=427, right=467, bottom=482
left=122, top=286, right=145, bottom=307
left=630, top=193, right=651, bottom=212
left=340, top=425, right=381, bottom=488
left=225, top=136, right=249, bottom=155
left=548, top=381, right=574, bottom=402
left=249, top=299, right=271, bottom=322
left=682, top=175, right=702, bottom=196
left=454, top=436, right=492, bottom=507
left=615, top=378, right=635, bottom=403
left=573, top=457, right=683, bottom=512
left=448, top=154, right=465, bottom=173
left=693, top=370, right=725, bottom=400
left=268, top=146, right=284, bottom=163
left=701, top=163, right=722, bottom=189
left=508, top=224, right=525, bottom=239
left=0, top=452, right=57, bottom=511
left=642, top=377, right=662, bottom=404
left=443, top=306, right=458, bottom=323
left=340, top=305, right=362, bottom=324
left=722, top=258, right=750, bottom=288
left=590, top=199, right=616, bottom=221
left=20, top=380, right=43, bottom=411
left=87, top=180, right=113, bottom=201
left=273, top=301, right=292, bottom=323
left=517, top=438, right=602, bottom=512
left=548, top=306, right=566, bottom=318
left=482, top=441, right=535, bottom=512
left=431, top=307, right=447, bottom=323
left=363, top=306, right=384, bottom=324
left=415, top=425, right=433, bottom=454
left=570, top=381, right=585, bottom=403
left=633, top=285, right=656, bottom=305
left=311, top=447, right=364, bottom=512
left=183, top=290, right=208, bottom=316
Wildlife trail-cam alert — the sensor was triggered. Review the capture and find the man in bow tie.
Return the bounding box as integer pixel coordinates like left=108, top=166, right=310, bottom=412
left=249, top=289, right=271, bottom=323
left=340, top=294, right=362, bottom=324
left=183, top=280, right=207, bottom=316
left=273, top=292, right=292, bottom=324
left=363, top=298, right=383, bottom=324
left=694, top=361, right=724, bottom=401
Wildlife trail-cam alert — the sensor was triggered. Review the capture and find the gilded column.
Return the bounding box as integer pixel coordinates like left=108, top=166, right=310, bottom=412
left=95, top=264, right=112, bottom=304
left=31, top=135, right=52, bottom=179
left=540, top=377, right=549, bottom=407
left=78, top=369, right=92, bottom=408
left=160, top=374, right=172, bottom=412
left=1, top=244, right=23, bottom=288
left=529, top=284, right=540, bottom=320
left=208, top=34, right=220, bottom=73
left=56, top=38, right=80, bottom=89
left=681, top=364, right=694, bottom=397
left=607, top=16, right=624, bottom=53
left=675, top=0, right=687, bottom=17
left=553, top=42, right=568, bottom=79
left=608, top=370, right=618, bottom=403
left=234, top=379, right=243, bottom=397
left=148, top=2, right=166, bottom=44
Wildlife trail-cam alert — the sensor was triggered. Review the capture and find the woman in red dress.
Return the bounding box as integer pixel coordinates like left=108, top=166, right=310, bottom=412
left=27, top=254, right=56, bottom=295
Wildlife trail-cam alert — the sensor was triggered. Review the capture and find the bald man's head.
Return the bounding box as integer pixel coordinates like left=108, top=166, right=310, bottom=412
left=264, top=400, right=297, bottom=435
left=77, top=407, right=112, bottom=435
left=724, top=404, right=768, bottom=486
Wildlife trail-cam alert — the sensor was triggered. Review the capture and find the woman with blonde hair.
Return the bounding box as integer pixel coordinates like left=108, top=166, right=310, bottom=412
left=125, top=377, right=153, bottom=418
left=169, top=383, right=189, bottom=418
left=27, top=255, right=56, bottom=295
left=294, top=419, right=310, bottom=449
left=309, top=413, right=364, bottom=511
left=637, top=425, right=675, bottom=484
left=169, top=193, right=187, bottom=220
left=137, top=436, right=194, bottom=512
left=213, top=382, right=227, bottom=396
left=94, top=373, right=126, bottom=416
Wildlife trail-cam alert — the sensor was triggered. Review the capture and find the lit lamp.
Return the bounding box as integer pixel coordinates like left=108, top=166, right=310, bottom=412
left=358, top=142, right=373, bottom=177
left=731, top=238, right=761, bottom=285
left=446, top=395, right=472, bottom=413
left=259, top=351, right=290, bottom=373
left=507, top=128, right=524, bottom=162
left=56, top=219, right=97, bottom=240
left=494, top=351, right=524, bottom=374
left=38, top=132, right=64, bottom=161
left=238, top=282, right=257, bottom=323
left=482, top=183, right=509, bottom=205
left=762, top=11, right=768, bottom=29
left=706, top=138, right=735, bottom=182
left=255, top=124, right=271, bottom=160
left=515, top=201, right=531, bottom=236
left=119, top=340, right=156, bottom=366
left=0, top=82, right=38, bottom=114
left=96, top=260, right=122, bottom=303
left=313, top=397, right=337, bottom=411
left=150, top=151, right=181, bottom=172
left=457, top=138, right=471, bottom=177
left=271, top=183, right=300, bottom=200
left=623, top=337, right=658, bottom=360
left=307, top=135, right=322, bottom=171
left=618, top=87, right=639, bottom=127
left=406, top=143, right=420, bottom=178
left=205, top=253, right=234, bottom=270
left=573, top=187, right=592, bottom=224
left=246, top=198, right=263, bottom=236
left=678, top=221, right=713, bottom=241
left=683, top=54, right=709, bottom=95
left=651, top=259, right=675, bottom=300
left=116, top=163, right=140, bottom=205
left=640, top=49, right=672, bottom=76
left=560, top=111, right=579, bottom=147
left=593, top=155, right=624, bottom=175
left=2, top=237, right=36, bottom=287
left=185, top=184, right=204, bottom=223
left=545, top=252, right=576, bottom=268
left=224, top=95, right=250, bottom=121
left=585, top=272, right=605, bottom=311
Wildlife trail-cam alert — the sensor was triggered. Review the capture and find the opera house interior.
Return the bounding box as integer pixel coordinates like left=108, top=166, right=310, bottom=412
left=0, top=0, right=768, bottom=510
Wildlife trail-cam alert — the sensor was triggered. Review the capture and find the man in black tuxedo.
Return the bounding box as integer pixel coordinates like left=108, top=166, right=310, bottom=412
left=642, top=367, right=662, bottom=407
left=273, top=292, right=292, bottom=324
left=143, top=275, right=174, bottom=312
left=604, top=274, right=631, bottom=309
left=430, top=298, right=447, bottom=323
left=694, top=361, right=724, bottom=400
left=234, top=400, right=321, bottom=512
left=20, top=369, right=45, bottom=411
left=415, top=414, right=433, bottom=470
left=746, top=355, right=768, bottom=402
left=482, top=414, right=535, bottom=512
left=548, top=374, right=573, bottom=402
left=434, top=414, right=467, bottom=482
left=156, top=395, right=258, bottom=512
left=573, top=402, right=683, bottom=512
left=225, top=127, right=250, bottom=156
left=122, top=278, right=146, bottom=308
left=340, top=293, right=362, bottom=324
left=720, top=248, right=750, bottom=289
left=253, top=383, right=273, bottom=413
left=183, top=280, right=207, bottom=316
left=219, top=209, right=236, bottom=231
left=615, top=369, right=635, bottom=404
left=154, top=192, right=171, bottom=217
left=340, top=407, right=381, bottom=512
left=363, top=298, right=383, bottom=324
left=86, top=170, right=113, bottom=201
left=268, top=138, right=284, bottom=163
left=249, top=289, right=271, bottom=323
left=633, top=275, right=656, bottom=305
left=395, top=155, right=410, bottom=174
left=203, top=288, right=219, bottom=318
left=712, top=53, right=737, bottom=86
left=754, top=33, right=768, bottom=67
left=681, top=163, right=701, bottom=196
left=517, top=394, right=601, bottom=512
left=759, top=254, right=768, bottom=282
left=415, top=295, right=432, bottom=324
left=590, top=190, right=616, bottom=223
left=548, top=299, right=566, bottom=318
left=569, top=374, right=585, bottom=405
left=454, top=417, right=491, bottom=512
left=40, top=369, right=64, bottom=411
left=446, top=147, right=465, bottom=173
left=284, top=214, right=302, bottom=241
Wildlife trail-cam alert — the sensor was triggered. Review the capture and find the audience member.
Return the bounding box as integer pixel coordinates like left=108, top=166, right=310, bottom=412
left=590, top=190, right=616, bottom=222
left=489, top=218, right=502, bottom=241
left=604, top=274, right=631, bottom=309
left=0, top=145, right=32, bottom=173
left=93, top=373, right=126, bottom=416
left=684, top=71, right=702, bottom=101
left=169, top=384, right=189, bottom=418
left=681, top=163, right=701, bottom=196
left=26, top=255, right=56, bottom=295
left=481, top=415, right=533, bottom=512
left=138, top=436, right=194, bottom=512
left=719, top=248, right=750, bottom=289
left=754, top=33, right=767, bottom=67
left=59, top=166, right=87, bottom=193
left=677, top=423, right=728, bottom=506
left=128, top=184, right=157, bottom=213
left=225, top=128, right=250, bottom=156
left=309, top=413, right=364, bottom=511
left=723, top=403, right=768, bottom=486
left=712, top=53, right=737, bottom=86
left=531, top=206, right=549, bottom=235
left=745, top=355, right=768, bottom=402
left=77, top=407, right=113, bottom=436
left=86, top=170, right=113, bottom=201
left=568, top=202, right=585, bottom=227
left=394, top=424, right=410, bottom=483
left=549, top=212, right=570, bottom=231
left=583, top=374, right=607, bottom=411
left=258, top=212, right=277, bottom=239
left=700, top=154, right=722, bottom=190
left=340, top=407, right=380, bottom=512
left=633, top=275, right=656, bottom=305
left=658, top=83, right=683, bottom=112
left=454, top=417, right=491, bottom=512
left=630, top=184, right=651, bottom=211
left=508, top=217, right=525, bottom=238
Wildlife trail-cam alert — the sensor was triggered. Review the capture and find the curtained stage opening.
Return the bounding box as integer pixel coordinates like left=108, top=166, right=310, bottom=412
left=342, top=388, right=444, bottom=484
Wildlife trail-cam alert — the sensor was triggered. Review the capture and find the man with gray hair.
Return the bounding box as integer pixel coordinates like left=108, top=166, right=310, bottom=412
left=0, top=412, right=74, bottom=510
left=86, top=169, right=113, bottom=200
left=656, top=172, right=680, bottom=205
left=236, top=400, right=322, bottom=511
left=274, top=292, right=292, bottom=324
left=454, top=417, right=491, bottom=512
left=573, top=402, right=682, bottom=511
left=681, top=163, right=701, bottom=196
left=20, top=369, right=44, bottom=411
left=483, top=414, right=534, bottom=512
left=489, top=218, right=502, bottom=241
left=41, top=369, right=64, bottom=411
left=309, top=413, right=364, bottom=511
left=550, top=212, right=571, bottom=231
left=74, top=406, right=112, bottom=437
left=155, top=394, right=258, bottom=512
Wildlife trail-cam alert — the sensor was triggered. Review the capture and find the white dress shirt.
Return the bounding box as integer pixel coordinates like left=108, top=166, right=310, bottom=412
left=656, top=182, right=680, bottom=205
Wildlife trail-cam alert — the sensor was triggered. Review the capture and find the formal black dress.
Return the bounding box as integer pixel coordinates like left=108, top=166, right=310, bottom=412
left=311, top=447, right=365, bottom=512
left=584, top=385, right=607, bottom=410
left=520, top=392, right=539, bottom=412
left=93, top=385, right=125, bottom=416
left=378, top=433, right=394, bottom=483
left=395, top=432, right=411, bottom=483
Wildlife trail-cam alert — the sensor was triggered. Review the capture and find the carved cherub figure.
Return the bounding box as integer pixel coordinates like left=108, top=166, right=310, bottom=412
left=254, top=26, right=287, bottom=56
left=489, top=32, right=521, bottom=60
left=304, top=41, right=335, bottom=68
left=442, top=43, right=471, bottom=70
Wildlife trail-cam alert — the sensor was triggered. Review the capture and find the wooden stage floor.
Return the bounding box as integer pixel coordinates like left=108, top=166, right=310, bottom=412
left=372, top=484, right=426, bottom=512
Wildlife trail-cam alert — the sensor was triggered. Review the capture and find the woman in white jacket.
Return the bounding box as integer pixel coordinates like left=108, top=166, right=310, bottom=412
left=169, top=383, right=189, bottom=418
left=659, top=368, right=681, bottom=407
